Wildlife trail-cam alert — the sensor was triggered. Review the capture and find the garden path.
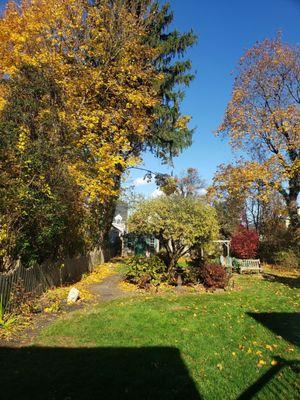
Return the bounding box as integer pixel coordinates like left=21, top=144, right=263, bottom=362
left=87, top=270, right=133, bottom=301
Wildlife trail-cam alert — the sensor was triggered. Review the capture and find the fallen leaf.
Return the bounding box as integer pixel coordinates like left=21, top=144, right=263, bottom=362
left=257, top=359, right=266, bottom=367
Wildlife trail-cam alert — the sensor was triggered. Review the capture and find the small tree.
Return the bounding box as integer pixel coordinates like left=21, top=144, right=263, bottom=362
left=231, top=226, right=259, bottom=259
left=129, top=196, right=219, bottom=273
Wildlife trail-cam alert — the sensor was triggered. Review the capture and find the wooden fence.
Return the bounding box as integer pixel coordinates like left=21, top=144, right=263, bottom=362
left=0, top=246, right=114, bottom=313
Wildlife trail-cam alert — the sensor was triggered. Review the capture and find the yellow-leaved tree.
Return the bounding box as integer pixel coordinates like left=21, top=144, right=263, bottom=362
left=0, top=0, right=161, bottom=267
left=0, top=0, right=196, bottom=269
left=215, top=35, right=300, bottom=231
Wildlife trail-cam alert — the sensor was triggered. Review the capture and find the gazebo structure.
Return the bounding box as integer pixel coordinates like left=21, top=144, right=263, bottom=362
left=213, top=240, right=232, bottom=268
left=213, top=240, right=231, bottom=257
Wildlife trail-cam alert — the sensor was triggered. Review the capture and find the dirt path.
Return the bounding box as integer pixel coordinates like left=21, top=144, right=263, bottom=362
left=88, top=273, right=130, bottom=301
left=0, top=266, right=135, bottom=347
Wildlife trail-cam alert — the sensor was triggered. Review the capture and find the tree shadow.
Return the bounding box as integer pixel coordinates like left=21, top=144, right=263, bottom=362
left=239, top=312, right=300, bottom=399
left=0, top=346, right=202, bottom=400
left=263, top=272, right=300, bottom=289
left=237, top=356, right=300, bottom=399
left=247, top=312, right=300, bottom=347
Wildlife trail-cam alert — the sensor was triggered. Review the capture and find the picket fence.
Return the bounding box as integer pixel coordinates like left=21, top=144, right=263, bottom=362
left=0, top=246, right=114, bottom=313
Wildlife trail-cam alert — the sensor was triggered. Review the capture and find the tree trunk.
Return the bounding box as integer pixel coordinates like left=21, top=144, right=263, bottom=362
left=286, top=194, right=299, bottom=230
left=286, top=177, right=299, bottom=230
left=161, top=241, right=179, bottom=276
left=167, top=256, right=178, bottom=274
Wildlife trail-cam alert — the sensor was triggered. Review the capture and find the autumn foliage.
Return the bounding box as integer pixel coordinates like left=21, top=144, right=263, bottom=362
left=0, top=0, right=195, bottom=269
left=230, top=226, right=259, bottom=259
left=215, top=35, right=300, bottom=230
left=200, top=264, right=228, bottom=289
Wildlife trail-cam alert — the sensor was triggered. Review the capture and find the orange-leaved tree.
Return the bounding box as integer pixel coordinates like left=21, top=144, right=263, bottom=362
left=216, top=35, right=300, bottom=230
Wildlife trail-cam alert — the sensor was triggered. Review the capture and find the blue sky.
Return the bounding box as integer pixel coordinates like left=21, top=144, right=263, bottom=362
left=1, top=0, right=299, bottom=196
left=130, top=0, right=300, bottom=196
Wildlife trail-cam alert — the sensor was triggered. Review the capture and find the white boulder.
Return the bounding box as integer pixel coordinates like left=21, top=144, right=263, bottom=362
left=67, top=287, right=80, bottom=304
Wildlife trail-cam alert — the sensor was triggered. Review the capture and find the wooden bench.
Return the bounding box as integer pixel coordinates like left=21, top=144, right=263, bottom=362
left=238, top=259, right=262, bottom=274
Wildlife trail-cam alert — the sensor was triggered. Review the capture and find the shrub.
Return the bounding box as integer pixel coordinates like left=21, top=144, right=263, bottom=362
left=232, top=257, right=241, bottom=270
left=125, top=256, right=167, bottom=289
left=168, top=264, right=200, bottom=286
left=129, top=196, right=219, bottom=272
left=199, top=264, right=229, bottom=289
left=273, top=249, right=299, bottom=269
left=231, top=226, right=259, bottom=259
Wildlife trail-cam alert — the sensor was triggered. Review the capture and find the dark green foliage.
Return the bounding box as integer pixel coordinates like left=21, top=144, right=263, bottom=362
left=259, top=224, right=300, bottom=266
left=273, top=249, right=300, bottom=269
left=146, top=2, right=197, bottom=162
left=119, top=0, right=197, bottom=162
left=232, top=257, right=241, bottom=270
left=175, top=264, right=200, bottom=286
left=125, top=255, right=167, bottom=288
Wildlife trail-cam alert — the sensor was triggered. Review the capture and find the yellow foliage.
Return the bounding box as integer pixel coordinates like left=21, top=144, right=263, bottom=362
left=216, top=35, right=300, bottom=217
left=0, top=0, right=162, bottom=205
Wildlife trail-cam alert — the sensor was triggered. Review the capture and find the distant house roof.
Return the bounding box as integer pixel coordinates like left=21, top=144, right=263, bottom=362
left=114, top=202, right=128, bottom=223
left=111, top=202, right=129, bottom=234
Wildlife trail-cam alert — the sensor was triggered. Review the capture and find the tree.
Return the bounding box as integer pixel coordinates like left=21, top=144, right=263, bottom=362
left=217, top=35, right=300, bottom=230
left=118, top=0, right=197, bottom=162
left=0, top=0, right=162, bottom=268
left=210, top=163, right=275, bottom=233
left=159, top=168, right=205, bottom=197
left=231, top=226, right=259, bottom=259
left=212, top=195, right=246, bottom=238
left=129, top=196, right=219, bottom=273
left=176, top=168, right=205, bottom=197
left=0, top=64, right=85, bottom=268
left=0, top=0, right=196, bottom=269
left=100, top=0, right=197, bottom=238
left=210, top=166, right=293, bottom=261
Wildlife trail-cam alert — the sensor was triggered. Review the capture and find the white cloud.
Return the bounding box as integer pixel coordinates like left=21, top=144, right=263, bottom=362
left=151, top=188, right=164, bottom=198
left=199, top=188, right=208, bottom=196
left=134, top=177, right=151, bottom=187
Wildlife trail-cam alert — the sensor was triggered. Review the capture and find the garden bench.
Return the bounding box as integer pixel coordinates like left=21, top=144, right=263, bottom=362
left=238, top=259, right=262, bottom=274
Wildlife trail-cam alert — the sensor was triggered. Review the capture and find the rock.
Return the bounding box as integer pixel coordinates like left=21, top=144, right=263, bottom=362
left=67, top=287, right=80, bottom=304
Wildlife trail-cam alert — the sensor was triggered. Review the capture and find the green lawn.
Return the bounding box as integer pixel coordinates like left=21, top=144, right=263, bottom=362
left=1, top=273, right=299, bottom=399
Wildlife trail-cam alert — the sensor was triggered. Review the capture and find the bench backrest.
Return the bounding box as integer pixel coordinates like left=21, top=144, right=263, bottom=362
left=239, top=259, right=261, bottom=268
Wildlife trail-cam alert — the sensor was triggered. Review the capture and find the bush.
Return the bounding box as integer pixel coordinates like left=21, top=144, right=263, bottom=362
left=167, top=264, right=200, bottom=286
left=231, top=226, right=259, bottom=259
left=232, top=257, right=241, bottom=270
left=273, top=249, right=299, bottom=269
left=259, top=228, right=300, bottom=264
left=199, top=264, right=229, bottom=289
left=125, top=256, right=167, bottom=289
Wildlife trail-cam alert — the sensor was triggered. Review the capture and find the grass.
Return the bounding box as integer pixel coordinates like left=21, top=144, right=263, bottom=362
left=1, top=269, right=299, bottom=399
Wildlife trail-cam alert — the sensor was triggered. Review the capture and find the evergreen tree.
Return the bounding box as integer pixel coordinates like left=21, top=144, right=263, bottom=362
left=114, top=0, right=197, bottom=162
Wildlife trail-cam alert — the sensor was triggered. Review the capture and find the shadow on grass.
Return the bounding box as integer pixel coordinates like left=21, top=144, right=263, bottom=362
left=247, top=312, right=300, bottom=347
left=0, top=346, right=201, bottom=400
left=239, top=312, right=300, bottom=399
left=263, top=273, right=300, bottom=289
left=237, top=357, right=300, bottom=399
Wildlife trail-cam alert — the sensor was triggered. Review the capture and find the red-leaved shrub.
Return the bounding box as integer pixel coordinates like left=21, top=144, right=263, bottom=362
left=231, top=226, right=259, bottom=259
left=200, top=264, right=228, bottom=289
